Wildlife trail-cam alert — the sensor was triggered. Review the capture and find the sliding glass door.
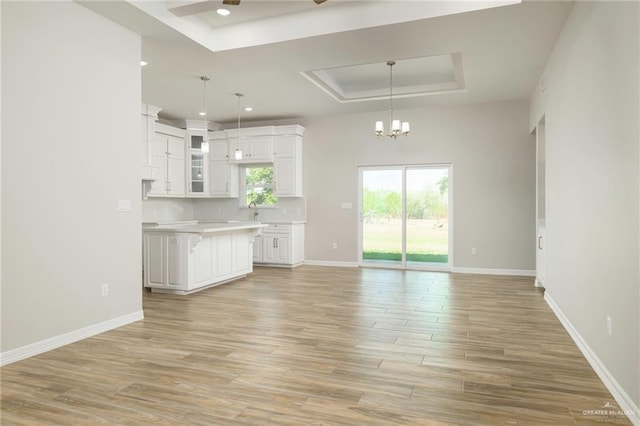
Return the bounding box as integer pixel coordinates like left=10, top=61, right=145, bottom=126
left=359, top=165, right=451, bottom=269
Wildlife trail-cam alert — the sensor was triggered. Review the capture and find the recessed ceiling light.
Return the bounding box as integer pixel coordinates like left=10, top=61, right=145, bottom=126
left=198, top=112, right=206, bottom=116
left=244, top=107, right=253, bottom=112
left=140, top=60, right=148, bottom=66
left=216, top=8, right=230, bottom=16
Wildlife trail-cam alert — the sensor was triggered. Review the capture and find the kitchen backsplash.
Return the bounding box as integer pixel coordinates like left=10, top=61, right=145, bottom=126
left=142, top=197, right=306, bottom=223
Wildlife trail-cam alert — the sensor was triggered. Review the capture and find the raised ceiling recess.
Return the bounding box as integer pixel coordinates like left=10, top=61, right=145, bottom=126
left=301, top=54, right=466, bottom=103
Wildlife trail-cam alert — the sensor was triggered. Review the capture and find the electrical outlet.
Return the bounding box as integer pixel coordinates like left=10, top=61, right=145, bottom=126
left=101, top=283, right=109, bottom=297
left=471, top=247, right=477, bottom=255
left=606, top=316, right=612, bottom=336
left=332, top=242, right=338, bottom=250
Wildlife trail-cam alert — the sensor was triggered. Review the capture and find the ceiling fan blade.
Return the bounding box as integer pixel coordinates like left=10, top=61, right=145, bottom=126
left=313, top=0, right=327, bottom=3
left=223, top=0, right=241, bottom=4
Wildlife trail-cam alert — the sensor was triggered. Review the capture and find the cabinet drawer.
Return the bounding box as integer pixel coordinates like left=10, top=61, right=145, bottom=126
left=262, top=224, right=291, bottom=234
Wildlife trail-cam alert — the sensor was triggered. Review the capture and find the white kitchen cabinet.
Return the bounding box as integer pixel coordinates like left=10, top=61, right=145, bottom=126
left=252, top=235, right=263, bottom=262
left=186, top=129, right=208, bottom=197
left=144, top=234, right=186, bottom=288
left=149, top=123, right=186, bottom=197
left=227, top=127, right=274, bottom=163
left=254, top=223, right=304, bottom=267
left=208, top=131, right=239, bottom=198
left=210, top=134, right=230, bottom=162
left=209, top=131, right=240, bottom=198
left=234, top=136, right=273, bottom=163
left=273, top=132, right=303, bottom=197
left=263, top=233, right=290, bottom=264
left=141, top=104, right=162, bottom=180
left=210, top=161, right=239, bottom=198
left=143, top=227, right=257, bottom=294
left=274, top=156, right=297, bottom=197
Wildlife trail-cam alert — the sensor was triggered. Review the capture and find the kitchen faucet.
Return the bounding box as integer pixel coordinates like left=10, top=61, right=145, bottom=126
left=248, top=201, right=259, bottom=221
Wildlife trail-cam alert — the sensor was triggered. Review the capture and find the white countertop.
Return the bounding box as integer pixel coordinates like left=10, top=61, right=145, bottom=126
left=263, top=220, right=306, bottom=225
left=143, top=221, right=267, bottom=234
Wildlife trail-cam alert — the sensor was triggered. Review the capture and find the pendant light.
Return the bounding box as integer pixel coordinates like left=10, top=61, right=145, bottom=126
left=200, top=76, right=210, bottom=153
left=375, top=60, right=410, bottom=139
left=234, top=92, right=244, bottom=160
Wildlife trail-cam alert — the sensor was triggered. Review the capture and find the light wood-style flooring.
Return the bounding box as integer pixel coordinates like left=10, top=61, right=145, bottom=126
left=1, top=266, right=631, bottom=425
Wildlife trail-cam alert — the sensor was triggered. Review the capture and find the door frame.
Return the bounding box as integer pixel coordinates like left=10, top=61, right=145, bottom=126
left=357, top=163, right=454, bottom=272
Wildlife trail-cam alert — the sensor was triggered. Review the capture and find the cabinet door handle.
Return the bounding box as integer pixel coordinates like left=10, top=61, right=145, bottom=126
left=538, top=236, right=543, bottom=250
left=167, top=182, right=171, bottom=192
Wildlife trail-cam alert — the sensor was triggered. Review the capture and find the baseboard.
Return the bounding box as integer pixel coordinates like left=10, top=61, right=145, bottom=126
left=452, top=267, right=536, bottom=277
left=302, top=262, right=535, bottom=276
left=0, top=310, right=144, bottom=367
left=544, top=293, right=639, bottom=426
left=304, top=260, right=359, bottom=268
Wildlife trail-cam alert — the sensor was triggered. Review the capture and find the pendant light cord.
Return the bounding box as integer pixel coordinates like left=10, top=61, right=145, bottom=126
left=201, top=76, right=210, bottom=133
left=237, top=93, right=242, bottom=132
left=388, top=60, right=395, bottom=130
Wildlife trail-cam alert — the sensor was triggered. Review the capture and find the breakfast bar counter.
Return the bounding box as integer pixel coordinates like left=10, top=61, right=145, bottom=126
left=143, top=221, right=267, bottom=294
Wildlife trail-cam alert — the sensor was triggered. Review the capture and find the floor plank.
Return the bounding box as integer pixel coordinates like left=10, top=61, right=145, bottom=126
left=0, top=266, right=632, bottom=425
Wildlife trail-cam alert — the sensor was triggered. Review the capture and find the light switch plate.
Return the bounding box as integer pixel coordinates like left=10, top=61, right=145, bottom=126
left=341, top=202, right=353, bottom=209
left=118, top=200, right=132, bottom=212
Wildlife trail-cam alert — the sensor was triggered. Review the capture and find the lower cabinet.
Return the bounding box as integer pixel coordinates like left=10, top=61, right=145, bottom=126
left=254, top=223, right=304, bottom=267
left=144, top=231, right=253, bottom=294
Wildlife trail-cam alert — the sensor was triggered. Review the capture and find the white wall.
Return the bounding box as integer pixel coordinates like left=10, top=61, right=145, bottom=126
left=1, top=1, right=143, bottom=356
left=303, top=101, right=536, bottom=272
left=530, top=0, right=639, bottom=412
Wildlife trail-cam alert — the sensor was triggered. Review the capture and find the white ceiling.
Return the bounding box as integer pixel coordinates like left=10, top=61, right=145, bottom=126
left=80, top=0, right=573, bottom=127
left=301, top=54, right=465, bottom=103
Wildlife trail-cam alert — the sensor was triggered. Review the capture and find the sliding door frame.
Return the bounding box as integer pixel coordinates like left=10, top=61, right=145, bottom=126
left=357, top=163, right=453, bottom=272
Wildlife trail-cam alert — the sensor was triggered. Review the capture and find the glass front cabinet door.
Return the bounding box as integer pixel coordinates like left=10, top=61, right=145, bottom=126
left=188, top=131, right=207, bottom=196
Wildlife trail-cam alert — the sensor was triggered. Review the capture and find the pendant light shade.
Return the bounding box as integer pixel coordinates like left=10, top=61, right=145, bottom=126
left=375, top=60, right=410, bottom=139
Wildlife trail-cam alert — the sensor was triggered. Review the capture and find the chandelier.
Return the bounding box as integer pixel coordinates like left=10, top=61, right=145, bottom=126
left=375, top=60, right=410, bottom=139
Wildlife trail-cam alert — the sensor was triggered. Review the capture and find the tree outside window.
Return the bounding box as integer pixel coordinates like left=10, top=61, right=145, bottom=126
left=245, top=166, right=277, bottom=206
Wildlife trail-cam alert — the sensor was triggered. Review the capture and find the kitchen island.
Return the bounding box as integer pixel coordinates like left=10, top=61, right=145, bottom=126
left=143, top=221, right=267, bottom=294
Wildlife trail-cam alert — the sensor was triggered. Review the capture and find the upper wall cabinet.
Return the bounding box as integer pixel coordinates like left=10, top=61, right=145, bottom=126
left=184, top=120, right=212, bottom=198
left=273, top=126, right=304, bottom=197
left=210, top=131, right=230, bottom=162
left=226, top=127, right=275, bottom=163
left=209, top=130, right=239, bottom=198
left=141, top=104, right=162, bottom=180
left=186, top=129, right=208, bottom=197
left=148, top=123, right=186, bottom=198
